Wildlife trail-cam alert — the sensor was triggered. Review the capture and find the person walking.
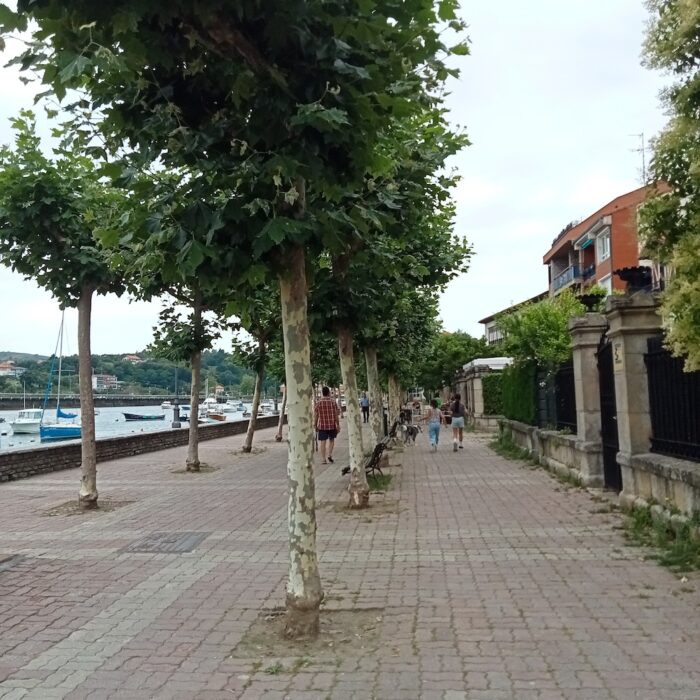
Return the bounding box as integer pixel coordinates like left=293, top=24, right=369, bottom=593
left=360, top=393, right=370, bottom=423
left=423, top=399, right=443, bottom=452
left=315, top=386, right=340, bottom=465
left=450, top=393, right=466, bottom=451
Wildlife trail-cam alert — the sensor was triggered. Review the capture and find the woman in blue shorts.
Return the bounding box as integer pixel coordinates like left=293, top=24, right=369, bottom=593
left=450, top=393, right=466, bottom=451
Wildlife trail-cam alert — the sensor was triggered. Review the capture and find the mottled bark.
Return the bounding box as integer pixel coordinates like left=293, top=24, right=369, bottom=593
left=388, top=373, right=401, bottom=428
left=364, top=347, right=383, bottom=442
left=279, top=245, right=323, bottom=639
left=242, top=353, right=264, bottom=453
left=186, top=349, right=201, bottom=471
left=338, top=326, right=369, bottom=508
left=77, top=287, right=98, bottom=509
left=275, top=384, right=287, bottom=442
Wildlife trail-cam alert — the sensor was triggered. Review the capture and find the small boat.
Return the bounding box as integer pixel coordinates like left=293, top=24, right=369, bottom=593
left=123, top=412, right=166, bottom=421
left=207, top=412, right=227, bottom=422
left=10, top=408, right=43, bottom=434
left=40, top=423, right=81, bottom=442
left=161, top=401, right=172, bottom=409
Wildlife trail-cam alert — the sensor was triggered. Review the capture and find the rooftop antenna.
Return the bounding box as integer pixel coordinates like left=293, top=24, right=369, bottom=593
left=630, top=133, right=648, bottom=184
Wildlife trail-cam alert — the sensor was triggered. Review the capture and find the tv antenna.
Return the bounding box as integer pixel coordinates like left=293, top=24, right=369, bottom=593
left=630, top=133, right=648, bottom=183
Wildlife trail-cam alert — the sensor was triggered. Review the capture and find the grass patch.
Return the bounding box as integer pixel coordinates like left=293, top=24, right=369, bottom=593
left=625, top=506, right=700, bottom=573
left=367, top=473, right=392, bottom=492
left=489, top=431, right=533, bottom=462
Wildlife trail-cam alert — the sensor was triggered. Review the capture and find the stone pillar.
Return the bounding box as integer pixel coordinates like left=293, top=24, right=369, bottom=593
left=605, top=293, right=662, bottom=500
left=568, top=313, right=607, bottom=487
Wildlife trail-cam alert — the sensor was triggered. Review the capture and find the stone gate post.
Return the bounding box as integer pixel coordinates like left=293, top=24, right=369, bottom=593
left=605, top=293, right=662, bottom=502
left=568, top=313, right=608, bottom=486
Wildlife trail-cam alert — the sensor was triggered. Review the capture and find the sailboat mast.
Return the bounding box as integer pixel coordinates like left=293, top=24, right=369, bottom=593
left=56, top=310, right=64, bottom=410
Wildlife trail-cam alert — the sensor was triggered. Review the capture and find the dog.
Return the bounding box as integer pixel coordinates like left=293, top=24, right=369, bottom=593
left=403, top=424, right=422, bottom=444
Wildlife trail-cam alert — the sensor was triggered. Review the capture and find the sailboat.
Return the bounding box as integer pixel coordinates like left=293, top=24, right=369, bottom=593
left=40, top=312, right=81, bottom=443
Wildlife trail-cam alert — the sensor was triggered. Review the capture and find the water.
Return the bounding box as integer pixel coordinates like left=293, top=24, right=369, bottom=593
left=0, top=404, right=253, bottom=452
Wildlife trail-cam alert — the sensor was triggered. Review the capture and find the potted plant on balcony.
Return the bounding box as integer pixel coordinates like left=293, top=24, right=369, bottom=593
left=613, top=266, right=652, bottom=293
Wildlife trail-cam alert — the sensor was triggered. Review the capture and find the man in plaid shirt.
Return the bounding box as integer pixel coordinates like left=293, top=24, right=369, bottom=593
left=314, top=386, right=340, bottom=464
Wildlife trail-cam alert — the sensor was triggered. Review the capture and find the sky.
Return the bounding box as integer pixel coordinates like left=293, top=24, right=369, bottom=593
left=0, top=1, right=669, bottom=355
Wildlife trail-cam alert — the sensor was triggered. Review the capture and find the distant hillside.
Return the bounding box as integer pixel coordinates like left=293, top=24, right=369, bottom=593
left=0, top=351, right=50, bottom=363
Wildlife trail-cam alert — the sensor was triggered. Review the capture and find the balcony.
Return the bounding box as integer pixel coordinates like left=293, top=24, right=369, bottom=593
left=552, top=265, right=581, bottom=291
left=582, top=263, right=596, bottom=281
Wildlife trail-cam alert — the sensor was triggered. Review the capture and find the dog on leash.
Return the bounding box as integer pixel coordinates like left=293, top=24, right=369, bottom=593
left=404, top=424, right=422, bottom=444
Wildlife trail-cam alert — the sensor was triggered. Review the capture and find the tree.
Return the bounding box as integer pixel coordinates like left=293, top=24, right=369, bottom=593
left=6, top=0, right=468, bottom=639
left=640, top=0, right=700, bottom=370
left=417, top=331, right=493, bottom=393
left=229, top=284, right=280, bottom=453
left=149, top=297, right=225, bottom=471
left=496, top=291, right=585, bottom=369
left=0, top=113, right=124, bottom=508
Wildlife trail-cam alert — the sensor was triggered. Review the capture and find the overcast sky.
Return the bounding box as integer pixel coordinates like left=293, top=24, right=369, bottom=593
left=0, top=1, right=668, bottom=355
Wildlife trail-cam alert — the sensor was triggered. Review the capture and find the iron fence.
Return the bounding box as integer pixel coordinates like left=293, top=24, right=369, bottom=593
left=554, top=359, right=577, bottom=432
left=535, top=360, right=577, bottom=432
left=645, top=335, right=700, bottom=462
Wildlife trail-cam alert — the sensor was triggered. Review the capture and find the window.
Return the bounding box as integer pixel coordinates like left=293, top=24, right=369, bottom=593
left=598, top=274, right=612, bottom=294
left=597, top=228, right=611, bottom=262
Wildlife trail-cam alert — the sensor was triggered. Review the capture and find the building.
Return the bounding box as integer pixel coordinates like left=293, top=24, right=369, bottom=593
left=543, top=184, right=668, bottom=297
left=479, top=292, right=548, bottom=345
left=0, top=360, right=27, bottom=377
left=122, top=354, right=144, bottom=364
left=91, top=373, right=119, bottom=391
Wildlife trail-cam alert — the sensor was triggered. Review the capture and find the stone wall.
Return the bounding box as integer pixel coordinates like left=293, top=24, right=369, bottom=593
left=499, top=418, right=603, bottom=487
left=0, top=415, right=282, bottom=482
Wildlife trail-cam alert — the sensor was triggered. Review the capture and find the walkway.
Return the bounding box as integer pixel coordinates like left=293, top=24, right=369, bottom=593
left=0, top=425, right=698, bottom=699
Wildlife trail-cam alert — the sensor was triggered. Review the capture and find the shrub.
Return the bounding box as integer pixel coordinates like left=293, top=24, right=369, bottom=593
left=501, top=361, right=537, bottom=425
left=482, top=372, right=503, bottom=415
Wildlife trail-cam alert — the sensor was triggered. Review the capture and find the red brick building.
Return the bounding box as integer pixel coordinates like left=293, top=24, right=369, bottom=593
left=543, top=184, right=668, bottom=297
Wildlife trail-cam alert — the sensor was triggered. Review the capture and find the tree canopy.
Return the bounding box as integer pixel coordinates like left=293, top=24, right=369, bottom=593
left=640, top=0, right=700, bottom=370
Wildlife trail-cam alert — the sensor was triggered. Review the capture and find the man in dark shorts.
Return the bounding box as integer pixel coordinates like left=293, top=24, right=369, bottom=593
left=314, top=386, right=340, bottom=465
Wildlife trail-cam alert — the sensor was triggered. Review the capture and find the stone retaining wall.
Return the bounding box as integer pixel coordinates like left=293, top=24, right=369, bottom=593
left=0, top=415, right=282, bottom=482
left=499, top=418, right=603, bottom=487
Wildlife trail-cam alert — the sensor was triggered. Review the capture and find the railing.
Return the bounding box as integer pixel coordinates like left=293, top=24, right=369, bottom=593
left=552, top=265, right=581, bottom=291
left=645, top=335, right=700, bottom=462
left=554, top=359, right=577, bottom=432
left=582, top=264, right=596, bottom=280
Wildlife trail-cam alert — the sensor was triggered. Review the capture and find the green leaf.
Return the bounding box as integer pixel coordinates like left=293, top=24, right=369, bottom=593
left=0, top=4, right=27, bottom=32
left=450, top=42, right=470, bottom=56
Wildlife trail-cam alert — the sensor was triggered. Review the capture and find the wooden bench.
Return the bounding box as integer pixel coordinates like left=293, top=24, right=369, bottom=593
left=342, top=433, right=392, bottom=478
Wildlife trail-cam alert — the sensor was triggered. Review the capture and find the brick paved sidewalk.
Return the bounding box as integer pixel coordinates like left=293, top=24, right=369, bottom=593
left=0, top=424, right=699, bottom=700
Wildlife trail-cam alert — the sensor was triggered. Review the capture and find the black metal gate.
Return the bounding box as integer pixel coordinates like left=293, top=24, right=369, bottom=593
left=597, top=339, right=622, bottom=492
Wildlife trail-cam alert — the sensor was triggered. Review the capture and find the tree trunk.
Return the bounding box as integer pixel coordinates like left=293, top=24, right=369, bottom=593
left=242, top=351, right=265, bottom=453
left=364, top=347, right=383, bottom=442
left=77, top=287, right=98, bottom=509
left=275, top=384, right=287, bottom=442
left=338, top=326, right=369, bottom=508
left=186, top=349, right=202, bottom=471
left=388, top=373, right=401, bottom=428
left=279, top=245, right=323, bottom=640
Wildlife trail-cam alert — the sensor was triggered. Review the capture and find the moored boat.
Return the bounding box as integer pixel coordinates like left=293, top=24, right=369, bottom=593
left=10, top=408, right=43, bottom=434
left=40, top=423, right=81, bottom=442
left=123, top=412, right=166, bottom=421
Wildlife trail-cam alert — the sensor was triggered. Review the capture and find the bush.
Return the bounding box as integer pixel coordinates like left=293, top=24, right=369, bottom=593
left=482, top=372, right=503, bottom=415
left=501, top=362, right=537, bottom=425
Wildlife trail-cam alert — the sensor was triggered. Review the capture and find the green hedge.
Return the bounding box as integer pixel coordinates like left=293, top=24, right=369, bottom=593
left=501, top=361, right=537, bottom=425
left=482, top=372, right=503, bottom=415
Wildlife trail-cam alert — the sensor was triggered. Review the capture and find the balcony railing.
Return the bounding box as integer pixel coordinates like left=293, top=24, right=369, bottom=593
left=582, top=263, right=596, bottom=280
left=552, top=265, right=581, bottom=291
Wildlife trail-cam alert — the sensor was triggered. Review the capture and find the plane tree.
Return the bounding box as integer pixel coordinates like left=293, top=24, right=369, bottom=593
left=640, top=0, right=700, bottom=370
left=6, top=0, right=468, bottom=639
left=0, top=113, right=125, bottom=508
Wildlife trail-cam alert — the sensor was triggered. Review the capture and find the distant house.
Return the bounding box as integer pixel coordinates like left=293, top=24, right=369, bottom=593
left=543, top=184, right=668, bottom=296
left=0, top=360, right=27, bottom=377
left=479, top=292, right=548, bottom=345
left=92, top=373, right=118, bottom=391
left=122, top=354, right=144, bottom=364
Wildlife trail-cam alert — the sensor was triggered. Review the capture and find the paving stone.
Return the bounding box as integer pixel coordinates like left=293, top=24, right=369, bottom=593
left=0, top=426, right=698, bottom=699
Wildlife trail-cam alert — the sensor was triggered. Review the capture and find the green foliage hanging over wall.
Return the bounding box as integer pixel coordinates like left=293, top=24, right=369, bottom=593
left=501, top=362, right=537, bottom=426
left=481, top=373, right=503, bottom=416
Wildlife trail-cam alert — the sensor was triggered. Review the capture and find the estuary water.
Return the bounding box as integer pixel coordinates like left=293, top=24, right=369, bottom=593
left=0, top=404, right=250, bottom=452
